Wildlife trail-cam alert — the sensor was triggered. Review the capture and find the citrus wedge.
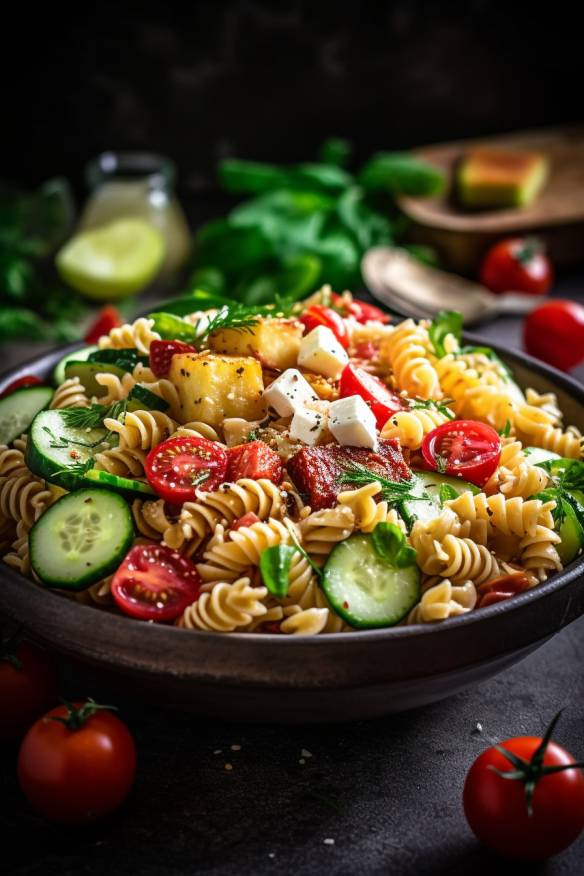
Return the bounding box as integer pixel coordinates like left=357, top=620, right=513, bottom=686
left=56, top=218, right=165, bottom=300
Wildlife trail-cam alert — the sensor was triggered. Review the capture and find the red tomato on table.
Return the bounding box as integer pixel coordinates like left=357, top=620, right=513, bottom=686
left=226, top=440, right=283, bottom=483
left=464, top=715, right=584, bottom=859
left=421, top=420, right=501, bottom=487
left=340, top=363, right=407, bottom=429
left=0, top=639, right=57, bottom=741
left=300, top=305, right=349, bottom=348
left=145, top=436, right=228, bottom=503
left=111, top=543, right=201, bottom=622
left=480, top=237, right=553, bottom=296
left=84, top=306, right=122, bottom=343
left=523, top=299, right=584, bottom=371
left=18, top=700, right=136, bottom=824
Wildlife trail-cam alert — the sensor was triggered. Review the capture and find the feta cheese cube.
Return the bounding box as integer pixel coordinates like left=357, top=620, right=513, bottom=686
left=329, top=395, right=378, bottom=449
left=262, top=368, right=318, bottom=417
left=290, top=405, right=329, bottom=446
left=298, top=326, right=349, bottom=379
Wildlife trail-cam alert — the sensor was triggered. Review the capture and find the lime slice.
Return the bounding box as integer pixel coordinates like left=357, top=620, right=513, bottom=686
left=56, top=218, right=165, bottom=300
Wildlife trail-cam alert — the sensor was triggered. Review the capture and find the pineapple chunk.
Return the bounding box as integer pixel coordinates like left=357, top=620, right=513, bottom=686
left=169, top=353, right=266, bottom=426
left=208, top=318, right=303, bottom=371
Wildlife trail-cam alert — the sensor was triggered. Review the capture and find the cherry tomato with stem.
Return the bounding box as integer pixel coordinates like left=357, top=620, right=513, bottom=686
left=340, top=363, right=407, bottom=429
left=300, top=305, right=349, bottom=348
left=421, top=420, right=501, bottom=487
left=18, top=699, right=136, bottom=824
left=145, top=436, right=228, bottom=503
left=0, top=633, right=58, bottom=741
left=84, top=306, right=122, bottom=344
left=480, top=237, right=553, bottom=296
left=464, top=711, right=584, bottom=860
left=0, top=375, right=44, bottom=399
left=523, top=299, right=584, bottom=372
left=111, top=542, right=201, bottom=622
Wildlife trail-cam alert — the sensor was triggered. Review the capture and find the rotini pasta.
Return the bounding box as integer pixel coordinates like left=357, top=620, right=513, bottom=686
left=98, top=317, right=161, bottom=354
left=50, top=377, right=91, bottom=410
left=380, top=406, right=451, bottom=450
left=104, top=409, right=177, bottom=451
left=408, top=578, right=477, bottom=623
left=0, top=471, right=53, bottom=528
left=337, top=482, right=404, bottom=533
left=177, top=577, right=268, bottom=632
left=298, top=505, right=355, bottom=564
left=381, top=319, right=442, bottom=399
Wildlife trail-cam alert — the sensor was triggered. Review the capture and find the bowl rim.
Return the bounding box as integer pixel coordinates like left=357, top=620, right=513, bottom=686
left=1, top=331, right=583, bottom=647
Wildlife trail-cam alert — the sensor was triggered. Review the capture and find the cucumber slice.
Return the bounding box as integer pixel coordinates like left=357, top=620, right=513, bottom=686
left=82, top=468, right=156, bottom=498
left=127, top=385, right=169, bottom=413
left=64, top=360, right=128, bottom=398
left=86, top=348, right=148, bottom=366
left=0, top=386, right=54, bottom=445
left=556, top=500, right=584, bottom=565
left=323, top=533, right=421, bottom=628
left=524, top=447, right=561, bottom=465
left=27, top=409, right=109, bottom=490
left=30, top=488, right=133, bottom=589
left=53, top=345, right=97, bottom=387
left=398, top=470, right=479, bottom=530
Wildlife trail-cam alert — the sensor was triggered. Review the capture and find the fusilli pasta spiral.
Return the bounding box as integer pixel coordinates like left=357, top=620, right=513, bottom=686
left=298, top=505, right=355, bottom=564
left=337, top=482, right=404, bottom=533
left=177, top=577, right=268, bottom=632
left=381, top=319, right=441, bottom=399
left=98, top=317, right=161, bottom=354
left=408, top=578, right=477, bottom=623
left=104, top=409, right=177, bottom=451
left=380, top=406, right=451, bottom=450
left=50, top=377, right=91, bottom=410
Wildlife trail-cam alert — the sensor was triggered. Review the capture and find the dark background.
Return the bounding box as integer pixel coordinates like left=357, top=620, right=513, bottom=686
left=2, top=0, right=582, bottom=204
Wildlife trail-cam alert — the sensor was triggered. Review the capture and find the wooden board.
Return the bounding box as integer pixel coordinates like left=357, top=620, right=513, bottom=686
left=398, top=126, right=584, bottom=272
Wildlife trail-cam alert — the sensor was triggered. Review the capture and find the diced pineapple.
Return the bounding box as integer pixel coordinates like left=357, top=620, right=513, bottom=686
left=208, top=318, right=303, bottom=371
left=169, top=353, right=266, bottom=426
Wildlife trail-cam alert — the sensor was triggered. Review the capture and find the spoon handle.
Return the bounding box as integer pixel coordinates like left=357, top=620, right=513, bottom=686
left=495, top=293, right=544, bottom=316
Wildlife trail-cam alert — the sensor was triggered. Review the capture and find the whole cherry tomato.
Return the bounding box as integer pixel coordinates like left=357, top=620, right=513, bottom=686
left=523, top=299, right=584, bottom=372
left=111, top=543, right=201, bottom=622
left=0, top=636, right=58, bottom=741
left=300, top=305, right=349, bottom=348
left=0, top=375, right=43, bottom=399
left=84, top=306, right=122, bottom=344
left=480, top=237, right=553, bottom=296
left=18, top=700, right=136, bottom=824
left=421, top=420, right=501, bottom=487
left=464, top=713, right=584, bottom=859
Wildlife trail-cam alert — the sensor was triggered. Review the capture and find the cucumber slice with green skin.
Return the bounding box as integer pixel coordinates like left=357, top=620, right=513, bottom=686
left=30, top=488, right=134, bottom=590
left=398, top=470, right=479, bottom=530
left=82, top=468, right=156, bottom=498
left=86, top=348, right=149, bottom=367
left=127, top=385, right=169, bottom=413
left=53, top=345, right=97, bottom=387
left=556, top=500, right=584, bottom=565
left=323, top=533, right=421, bottom=628
left=524, top=447, right=561, bottom=465
left=64, top=360, right=128, bottom=398
left=0, top=386, right=55, bottom=445
left=26, top=409, right=109, bottom=490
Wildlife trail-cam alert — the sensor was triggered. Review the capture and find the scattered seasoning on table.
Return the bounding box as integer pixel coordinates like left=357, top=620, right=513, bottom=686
left=323, top=838, right=335, bottom=846
left=224, top=763, right=233, bottom=771
left=301, top=748, right=313, bottom=758
left=231, top=744, right=241, bottom=751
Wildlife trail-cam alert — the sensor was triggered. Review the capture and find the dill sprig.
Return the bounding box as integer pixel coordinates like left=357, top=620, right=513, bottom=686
left=60, top=400, right=127, bottom=431
left=194, top=305, right=261, bottom=346
left=338, top=463, right=427, bottom=504
left=408, top=398, right=455, bottom=420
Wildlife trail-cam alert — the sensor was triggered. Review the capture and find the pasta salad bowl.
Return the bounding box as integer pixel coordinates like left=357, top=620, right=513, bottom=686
left=1, top=325, right=584, bottom=723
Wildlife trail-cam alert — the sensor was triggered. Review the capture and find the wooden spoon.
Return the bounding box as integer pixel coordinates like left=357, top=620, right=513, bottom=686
left=362, top=247, right=542, bottom=324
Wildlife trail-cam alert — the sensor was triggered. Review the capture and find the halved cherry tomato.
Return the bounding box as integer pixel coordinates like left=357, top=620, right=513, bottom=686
left=476, top=571, right=532, bottom=608
left=231, top=512, right=261, bottom=530
left=421, top=420, right=501, bottom=486
left=480, top=237, right=553, bottom=296
left=0, top=375, right=43, bottom=399
left=111, top=543, right=201, bottom=622
left=18, top=700, right=136, bottom=824
left=340, top=363, right=407, bottom=429
left=523, top=300, right=584, bottom=372
left=353, top=341, right=377, bottom=360
left=84, top=305, right=122, bottom=344
left=145, top=436, right=228, bottom=503
left=226, top=440, right=283, bottom=483
left=332, top=294, right=391, bottom=324
left=464, top=715, right=584, bottom=859
left=149, top=339, right=197, bottom=378
left=0, top=638, right=58, bottom=742
left=300, top=305, right=349, bottom=348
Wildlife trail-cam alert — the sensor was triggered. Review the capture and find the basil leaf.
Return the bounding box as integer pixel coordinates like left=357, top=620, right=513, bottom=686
left=429, top=310, right=463, bottom=358
left=218, top=159, right=291, bottom=195
left=148, top=312, right=199, bottom=343
left=439, top=484, right=460, bottom=506
left=259, top=545, right=297, bottom=598
left=357, top=152, right=445, bottom=196
left=371, top=522, right=417, bottom=569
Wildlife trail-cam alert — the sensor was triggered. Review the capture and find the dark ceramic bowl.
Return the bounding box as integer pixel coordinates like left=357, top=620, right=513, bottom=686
left=1, top=339, right=583, bottom=723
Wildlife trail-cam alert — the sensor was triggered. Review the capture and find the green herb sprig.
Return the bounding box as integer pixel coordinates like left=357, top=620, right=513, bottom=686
left=409, top=397, right=455, bottom=420
left=60, top=399, right=127, bottom=431
left=428, top=310, right=463, bottom=358
left=338, top=463, right=427, bottom=505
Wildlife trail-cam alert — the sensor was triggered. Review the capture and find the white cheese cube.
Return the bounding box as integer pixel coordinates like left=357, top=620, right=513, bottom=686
left=262, top=368, right=318, bottom=418
left=329, top=395, right=378, bottom=449
left=298, top=326, right=349, bottom=379
left=289, top=405, right=329, bottom=446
